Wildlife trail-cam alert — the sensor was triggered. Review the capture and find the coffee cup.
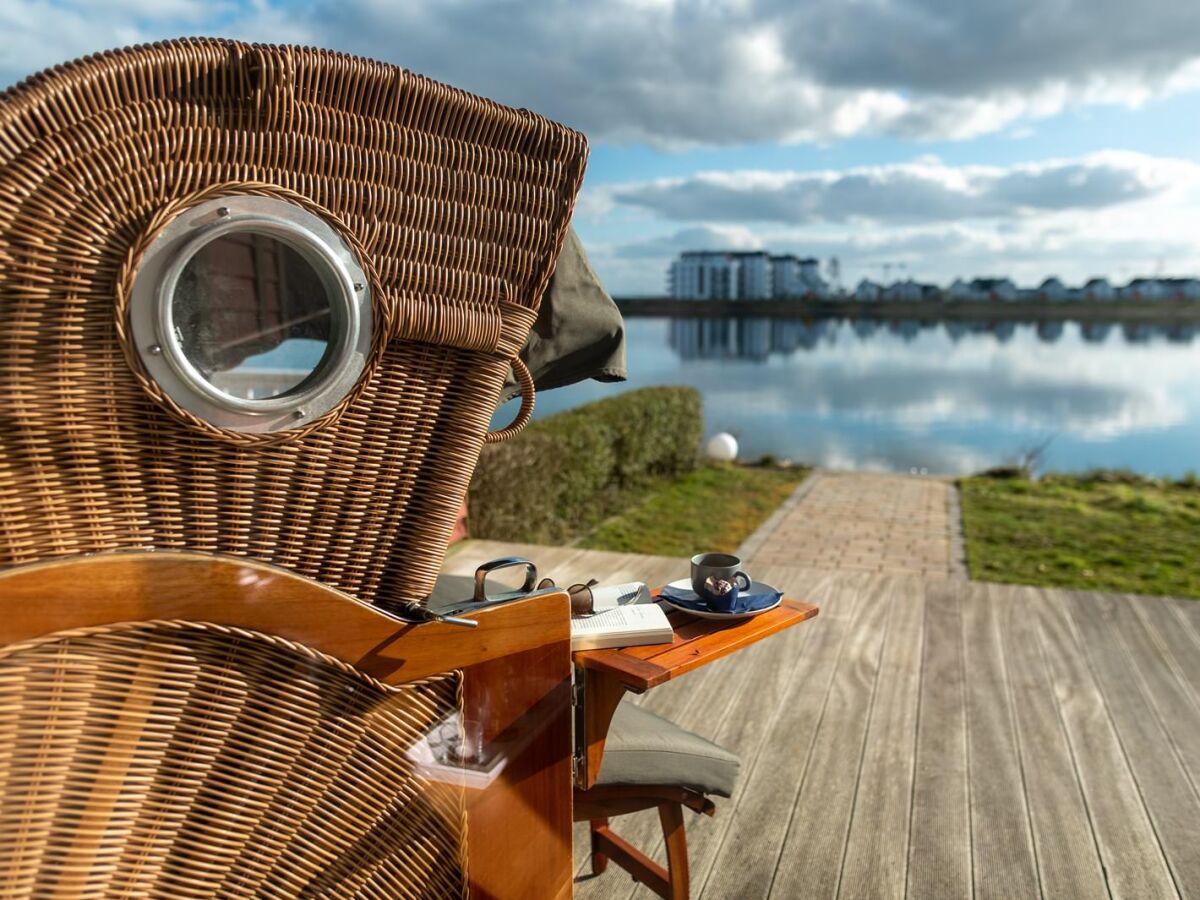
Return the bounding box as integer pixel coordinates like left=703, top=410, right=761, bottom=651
left=691, top=552, right=751, bottom=609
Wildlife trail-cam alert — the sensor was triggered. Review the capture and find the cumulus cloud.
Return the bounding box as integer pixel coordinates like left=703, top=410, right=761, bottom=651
left=617, top=225, right=764, bottom=258
left=4, top=0, right=1200, bottom=145
left=0, top=0, right=306, bottom=90
left=580, top=152, right=1200, bottom=292
left=607, top=152, right=1192, bottom=225
left=598, top=218, right=1200, bottom=293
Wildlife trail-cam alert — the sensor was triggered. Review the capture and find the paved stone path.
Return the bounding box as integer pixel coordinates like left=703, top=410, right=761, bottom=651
left=738, top=470, right=968, bottom=578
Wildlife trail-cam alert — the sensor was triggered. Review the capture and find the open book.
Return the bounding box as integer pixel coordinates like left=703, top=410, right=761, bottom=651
left=571, top=582, right=674, bottom=651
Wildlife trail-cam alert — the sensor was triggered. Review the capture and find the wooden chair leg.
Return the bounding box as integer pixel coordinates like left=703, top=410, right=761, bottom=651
left=590, top=818, right=610, bottom=875
left=658, top=802, right=690, bottom=900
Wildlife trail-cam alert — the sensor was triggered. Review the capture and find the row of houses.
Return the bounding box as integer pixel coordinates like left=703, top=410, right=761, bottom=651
left=665, top=252, right=1200, bottom=302
left=854, top=276, right=1200, bottom=303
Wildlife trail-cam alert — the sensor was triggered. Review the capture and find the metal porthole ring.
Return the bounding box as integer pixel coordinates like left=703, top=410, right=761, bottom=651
left=114, top=182, right=390, bottom=446
left=484, top=357, right=535, bottom=444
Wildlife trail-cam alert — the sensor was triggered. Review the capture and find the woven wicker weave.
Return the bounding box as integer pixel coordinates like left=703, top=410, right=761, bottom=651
left=0, top=39, right=588, bottom=605
left=0, top=620, right=466, bottom=898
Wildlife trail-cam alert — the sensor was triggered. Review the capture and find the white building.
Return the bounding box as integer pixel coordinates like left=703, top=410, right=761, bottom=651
left=1082, top=277, right=1115, bottom=301
left=883, top=279, right=925, bottom=301
left=669, top=252, right=738, bottom=300
left=770, top=255, right=827, bottom=298
left=1039, top=277, right=1067, bottom=301
left=735, top=252, right=772, bottom=299
left=668, top=253, right=1200, bottom=304
left=947, top=277, right=1018, bottom=301
left=1164, top=277, right=1200, bottom=300
left=971, top=277, right=1019, bottom=301
left=1122, top=278, right=1169, bottom=301
left=855, top=278, right=882, bottom=301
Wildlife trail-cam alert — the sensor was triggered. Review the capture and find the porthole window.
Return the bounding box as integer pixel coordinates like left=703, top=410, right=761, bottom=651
left=128, top=196, right=372, bottom=433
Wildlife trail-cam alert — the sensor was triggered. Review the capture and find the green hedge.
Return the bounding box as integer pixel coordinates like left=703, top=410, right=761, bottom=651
left=468, top=387, right=703, bottom=544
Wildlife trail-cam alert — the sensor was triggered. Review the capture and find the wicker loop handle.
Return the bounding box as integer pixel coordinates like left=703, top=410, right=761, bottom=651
left=485, top=358, right=535, bottom=444
left=245, top=45, right=296, bottom=128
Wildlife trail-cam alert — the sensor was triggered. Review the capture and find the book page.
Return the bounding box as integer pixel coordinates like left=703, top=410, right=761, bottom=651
left=572, top=603, right=666, bottom=637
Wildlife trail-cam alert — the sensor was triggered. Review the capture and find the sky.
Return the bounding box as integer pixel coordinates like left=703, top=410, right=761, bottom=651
left=4, top=0, right=1200, bottom=295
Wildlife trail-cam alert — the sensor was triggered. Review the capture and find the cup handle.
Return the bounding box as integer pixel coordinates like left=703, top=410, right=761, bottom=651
left=734, top=571, right=752, bottom=591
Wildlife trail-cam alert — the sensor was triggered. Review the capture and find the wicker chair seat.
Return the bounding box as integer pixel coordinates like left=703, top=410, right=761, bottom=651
left=0, top=619, right=465, bottom=898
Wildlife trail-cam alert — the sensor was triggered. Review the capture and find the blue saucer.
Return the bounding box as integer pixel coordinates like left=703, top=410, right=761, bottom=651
left=660, top=579, right=782, bottom=620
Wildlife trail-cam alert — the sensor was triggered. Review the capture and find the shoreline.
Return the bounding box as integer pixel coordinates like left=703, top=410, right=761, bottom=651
left=614, top=296, right=1200, bottom=322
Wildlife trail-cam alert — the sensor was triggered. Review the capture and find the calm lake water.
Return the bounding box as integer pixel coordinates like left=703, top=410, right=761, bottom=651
left=499, top=317, right=1200, bottom=478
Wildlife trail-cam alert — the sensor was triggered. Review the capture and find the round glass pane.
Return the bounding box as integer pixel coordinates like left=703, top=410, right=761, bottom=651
left=171, top=232, right=333, bottom=400
left=129, top=194, right=371, bottom=435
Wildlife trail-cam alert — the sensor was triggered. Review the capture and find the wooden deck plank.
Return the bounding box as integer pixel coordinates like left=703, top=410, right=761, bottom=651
left=1064, top=590, right=1200, bottom=897
left=996, top=584, right=1108, bottom=899
left=1116, top=596, right=1200, bottom=797
left=679, top=567, right=842, bottom=895
left=906, top=580, right=972, bottom=900
left=1034, top=588, right=1177, bottom=899
left=597, top=567, right=839, bottom=898
left=835, top=576, right=925, bottom=900
left=700, top=572, right=874, bottom=900
left=590, top=571, right=839, bottom=899
left=963, top=583, right=1041, bottom=899
left=766, top=575, right=894, bottom=899
left=1131, top=595, right=1200, bottom=704
left=588, top=568, right=839, bottom=899
left=1170, top=594, right=1200, bottom=631
left=573, top=589, right=730, bottom=889
left=576, top=603, right=789, bottom=899
left=1127, top=597, right=1200, bottom=786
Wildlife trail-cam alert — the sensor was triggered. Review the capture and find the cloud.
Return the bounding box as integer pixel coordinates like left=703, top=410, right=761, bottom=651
left=0, top=1, right=306, bottom=91
left=585, top=152, right=1200, bottom=293
left=4, top=1, right=1200, bottom=145
left=607, top=152, right=1191, bottom=225
left=599, top=218, right=1200, bottom=293
left=617, top=225, right=763, bottom=258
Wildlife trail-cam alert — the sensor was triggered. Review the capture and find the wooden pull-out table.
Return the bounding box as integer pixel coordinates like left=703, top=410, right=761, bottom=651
left=573, top=593, right=819, bottom=789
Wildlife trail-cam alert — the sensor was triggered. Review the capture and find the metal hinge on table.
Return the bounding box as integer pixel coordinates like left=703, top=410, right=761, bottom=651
left=571, top=665, right=586, bottom=786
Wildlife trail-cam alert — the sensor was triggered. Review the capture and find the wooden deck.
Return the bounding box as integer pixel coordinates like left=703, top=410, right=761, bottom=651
left=446, top=541, right=1200, bottom=899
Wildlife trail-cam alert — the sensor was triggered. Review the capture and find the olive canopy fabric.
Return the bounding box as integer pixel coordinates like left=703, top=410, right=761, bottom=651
left=502, top=227, right=627, bottom=401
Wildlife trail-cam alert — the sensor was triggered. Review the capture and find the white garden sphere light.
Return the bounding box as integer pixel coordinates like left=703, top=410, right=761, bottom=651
left=706, top=432, right=739, bottom=462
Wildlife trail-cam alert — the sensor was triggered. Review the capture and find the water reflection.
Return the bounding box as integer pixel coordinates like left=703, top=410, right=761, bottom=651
left=667, top=317, right=1194, bottom=360
left=518, top=317, right=1200, bottom=478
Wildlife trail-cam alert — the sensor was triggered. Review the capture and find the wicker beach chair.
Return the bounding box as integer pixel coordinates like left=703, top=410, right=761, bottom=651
left=0, top=39, right=587, bottom=896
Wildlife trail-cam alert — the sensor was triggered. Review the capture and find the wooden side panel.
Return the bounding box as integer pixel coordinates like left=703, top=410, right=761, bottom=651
left=464, top=642, right=574, bottom=900
left=0, top=551, right=569, bottom=685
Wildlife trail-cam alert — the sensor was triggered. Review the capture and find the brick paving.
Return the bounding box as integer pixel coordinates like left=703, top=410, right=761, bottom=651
left=738, top=470, right=968, bottom=578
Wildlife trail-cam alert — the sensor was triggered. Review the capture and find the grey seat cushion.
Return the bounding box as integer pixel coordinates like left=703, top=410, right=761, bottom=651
left=595, top=701, right=740, bottom=798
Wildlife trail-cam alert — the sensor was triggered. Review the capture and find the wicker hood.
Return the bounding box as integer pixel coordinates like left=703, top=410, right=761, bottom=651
left=0, top=38, right=589, bottom=606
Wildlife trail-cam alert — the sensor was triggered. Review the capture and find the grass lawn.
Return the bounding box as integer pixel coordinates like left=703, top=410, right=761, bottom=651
left=959, top=474, right=1200, bottom=599
left=580, top=464, right=809, bottom=557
